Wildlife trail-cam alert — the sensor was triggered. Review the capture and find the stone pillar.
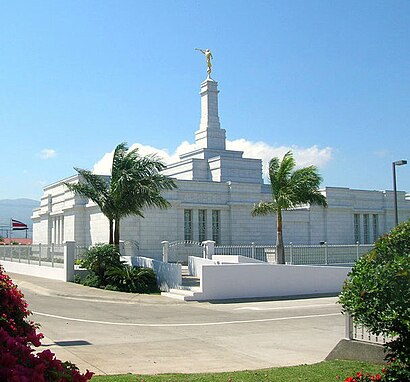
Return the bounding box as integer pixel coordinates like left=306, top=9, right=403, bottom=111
left=162, top=241, right=169, bottom=263
left=202, top=240, right=215, bottom=259
left=195, top=78, right=226, bottom=150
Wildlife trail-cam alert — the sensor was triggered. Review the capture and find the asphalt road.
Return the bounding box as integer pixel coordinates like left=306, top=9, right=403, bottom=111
left=10, top=272, right=345, bottom=376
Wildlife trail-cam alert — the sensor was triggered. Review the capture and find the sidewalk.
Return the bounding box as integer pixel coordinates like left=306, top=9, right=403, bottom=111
left=7, top=272, right=345, bottom=376
left=10, top=271, right=182, bottom=305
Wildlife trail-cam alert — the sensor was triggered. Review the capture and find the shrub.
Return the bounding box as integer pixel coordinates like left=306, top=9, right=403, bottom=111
left=79, top=243, right=124, bottom=287
left=107, top=264, right=159, bottom=293
left=339, top=220, right=410, bottom=381
left=79, top=244, right=159, bottom=294
left=0, top=265, right=93, bottom=381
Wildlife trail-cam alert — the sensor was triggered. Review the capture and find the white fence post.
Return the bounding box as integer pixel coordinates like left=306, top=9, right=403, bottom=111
left=162, top=241, right=169, bottom=263
left=64, top=241, right=76, bottom=282
left=38, top=243, right=42, bottom=266
left=356, top=241, right=360, bottom=261
left=251, top=242, right=255, bottom=259
left=345, top=313, right=353, bottom=340
left=202, top=240, right=215, bottom=259
left=289, top=242, right=293, bottom=264
left=324, top=242, right=328, bottom=265
left=51, top=243, right=55, bottom=267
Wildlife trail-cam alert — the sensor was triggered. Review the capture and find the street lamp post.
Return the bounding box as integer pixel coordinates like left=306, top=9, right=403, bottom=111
left=393, top=159, right=407, bottom=226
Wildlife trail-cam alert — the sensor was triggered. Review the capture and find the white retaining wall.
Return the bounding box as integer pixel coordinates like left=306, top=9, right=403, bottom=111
left=198, top=263, right=351, bottom=300
left=188, top=255, right=264, bottom=278
left=123, top=256, right=182, bottom=291
left=1, top=260, right=66, bottom=281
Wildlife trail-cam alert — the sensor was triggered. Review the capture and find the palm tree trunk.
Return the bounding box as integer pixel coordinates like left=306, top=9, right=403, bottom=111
left=109, top=219, right=114, bottom=245
left=276, top=210, right=285, bottom=264
left=114, top=218, right=120, bottom=246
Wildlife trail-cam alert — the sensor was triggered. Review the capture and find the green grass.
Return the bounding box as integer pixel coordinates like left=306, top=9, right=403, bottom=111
left=91, top=360, right=383, bottom=381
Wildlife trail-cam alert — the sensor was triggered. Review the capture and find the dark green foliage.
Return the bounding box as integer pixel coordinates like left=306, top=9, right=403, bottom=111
left=79, top=244, right=124, bottom=287
left=339, top=220, right=410, bottom=380
left=78, top=244, right=159, bottom=294
left=107, top=264, right=158, bottom=293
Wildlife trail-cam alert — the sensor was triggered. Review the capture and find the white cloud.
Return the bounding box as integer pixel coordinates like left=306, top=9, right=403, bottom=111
left=40, top=148, right=57, bottom=159
left=92, top=141, right=197, bottom=175
left=93, top=140, right=333, bottom=179
left=226, top=139, right=333, bottom=178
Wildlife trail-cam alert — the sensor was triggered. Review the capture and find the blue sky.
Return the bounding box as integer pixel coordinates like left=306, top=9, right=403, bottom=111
left=1, top=1, right=409, bottom=200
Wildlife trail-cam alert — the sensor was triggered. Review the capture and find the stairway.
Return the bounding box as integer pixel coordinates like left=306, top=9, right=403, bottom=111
left=161, top=266, right=203, bottom=301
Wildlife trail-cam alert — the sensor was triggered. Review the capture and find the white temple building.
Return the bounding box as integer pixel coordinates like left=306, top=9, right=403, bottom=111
left=32, top=76, right=410, bottom=260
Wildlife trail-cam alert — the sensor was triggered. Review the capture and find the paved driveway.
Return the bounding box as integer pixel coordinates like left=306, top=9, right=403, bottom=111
left=10, top=273, right=344, bottom=376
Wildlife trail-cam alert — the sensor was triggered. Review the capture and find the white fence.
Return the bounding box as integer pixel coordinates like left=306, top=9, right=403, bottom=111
left=167, top=241, right=203, bottom=263
left=0, top=243, right=65, bottom=268
left=345, top=314, right=389, bottom=345
left=0, top=242, right=76, bottom=281
left=214, top=243, right=373, bottom=265
left=215, top=244, right=276, bottom=263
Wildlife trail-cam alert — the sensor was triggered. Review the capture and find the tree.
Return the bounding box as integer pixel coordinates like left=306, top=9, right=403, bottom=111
left=339, top=220, right=410, bottom=381
left=252, top=151, right=327, bottom=264
left=65, top=142, right=176, bottom=245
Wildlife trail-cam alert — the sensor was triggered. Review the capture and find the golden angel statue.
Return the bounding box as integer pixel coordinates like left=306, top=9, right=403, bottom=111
left=195, top=48, right=213, bottom=76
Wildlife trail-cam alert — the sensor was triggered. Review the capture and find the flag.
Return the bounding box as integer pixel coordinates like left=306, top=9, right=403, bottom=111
left=11, top=219, right=28, bottom=231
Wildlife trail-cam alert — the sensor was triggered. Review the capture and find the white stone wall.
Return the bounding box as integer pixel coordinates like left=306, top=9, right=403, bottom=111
left=32, top=175, right=410, bottom=258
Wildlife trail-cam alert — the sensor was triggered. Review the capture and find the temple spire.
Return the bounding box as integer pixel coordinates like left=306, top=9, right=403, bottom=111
left=195, top=78, right=226, bottom=150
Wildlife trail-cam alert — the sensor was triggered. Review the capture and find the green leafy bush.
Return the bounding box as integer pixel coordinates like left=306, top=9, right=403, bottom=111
left=107, top=264, right=158, bottom=293
left=79, top=244, right=159, bottom=294
left=339, top=220, right=410, bottom=381
left=79, top=243, right=124, bottom=287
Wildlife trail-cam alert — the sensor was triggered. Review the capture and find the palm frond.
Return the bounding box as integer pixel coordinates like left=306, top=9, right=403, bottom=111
left=251, top=201, right=278, bottom=216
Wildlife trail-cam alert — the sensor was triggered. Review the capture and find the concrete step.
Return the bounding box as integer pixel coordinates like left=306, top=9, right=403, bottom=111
left=161, top=286, right=203, bottom=301
left=181, top=275, right=200, bottom=288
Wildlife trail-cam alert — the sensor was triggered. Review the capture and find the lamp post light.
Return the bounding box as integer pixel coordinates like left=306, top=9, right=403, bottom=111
left=392, top=159, right=407, bottom=226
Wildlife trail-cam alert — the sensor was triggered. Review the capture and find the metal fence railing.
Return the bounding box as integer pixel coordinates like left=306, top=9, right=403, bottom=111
left=285, top=243, right=373, bottom=265
left=0, top=244, right=65, bottom=268
left=74, top=245, right=89, bottom=263
left=214, top=242, right=373, bottom=265
left=168, top=241, right=203, bottom=263
left=214, top=244, right=276, bottom=263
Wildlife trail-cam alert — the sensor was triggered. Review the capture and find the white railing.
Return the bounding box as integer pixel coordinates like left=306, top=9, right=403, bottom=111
left=0, top=241, right=76, bottom=282
left=286, top=243, right=373, bottom=265
left=74, top=245, right=89, bottom=263
left=167, top=240, right=203, bottom=263
left=214, top=242, right=373, bottom=265
left=345, top=314, right=388, bottom=345
left=0, top=243, right=65, bottom=268
left=215, top=243, right=276, bottom=263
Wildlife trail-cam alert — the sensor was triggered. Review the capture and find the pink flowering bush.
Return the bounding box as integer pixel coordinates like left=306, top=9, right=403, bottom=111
left=0, top=265, right=93, bottom=381
left=341, top=370, right=383, bottom=381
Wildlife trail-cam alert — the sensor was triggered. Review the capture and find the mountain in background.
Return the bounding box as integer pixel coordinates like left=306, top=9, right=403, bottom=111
left=0, top=198, right=39, bottom=238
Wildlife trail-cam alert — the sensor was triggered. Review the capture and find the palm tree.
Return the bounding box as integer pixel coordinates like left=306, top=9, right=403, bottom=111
left=252, top=151, right=327, bottom=264
left=65, top=142, right=176, bottom=245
